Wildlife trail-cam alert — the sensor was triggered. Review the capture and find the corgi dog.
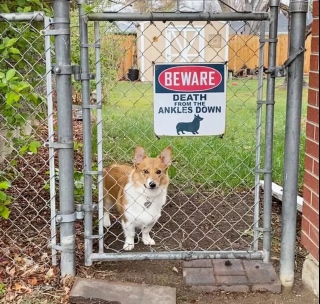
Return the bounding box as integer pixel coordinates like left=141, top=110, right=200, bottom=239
left=103, top=146, right=172, bottom=251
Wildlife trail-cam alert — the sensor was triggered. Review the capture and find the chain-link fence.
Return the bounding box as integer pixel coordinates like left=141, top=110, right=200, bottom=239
left=0, top=2, right=309, bottom=289
left=0, top=12, right=56, bottom=271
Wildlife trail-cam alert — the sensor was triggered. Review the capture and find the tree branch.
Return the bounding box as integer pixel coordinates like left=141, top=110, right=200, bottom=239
left=280, top=3, right=289, bottom=18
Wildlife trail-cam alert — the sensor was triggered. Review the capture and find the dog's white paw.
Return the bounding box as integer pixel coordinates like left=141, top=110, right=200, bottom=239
left=143, top=238, right=156, bottom=246
left=103, top=213, right=111, bottom=228
left=123, top=243, right=135, bottom=251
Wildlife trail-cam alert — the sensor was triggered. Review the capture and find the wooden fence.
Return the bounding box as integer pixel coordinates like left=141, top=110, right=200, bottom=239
left=114, top=35, right=137, bottom=79
left=114, top=34, right=312, bottom=79
left=228, top=34, right=312, bottom=74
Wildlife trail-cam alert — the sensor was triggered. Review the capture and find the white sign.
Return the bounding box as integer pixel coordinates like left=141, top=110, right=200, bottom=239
left=154, top=63, right=227, bottom=136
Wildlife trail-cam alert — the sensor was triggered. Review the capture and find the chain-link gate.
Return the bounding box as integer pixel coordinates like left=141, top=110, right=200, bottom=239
left=78, top=4, right=281, bottom=266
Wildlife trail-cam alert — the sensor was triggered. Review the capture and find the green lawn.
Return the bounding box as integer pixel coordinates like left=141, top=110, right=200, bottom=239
left=93, top=78, right=308, bottom=192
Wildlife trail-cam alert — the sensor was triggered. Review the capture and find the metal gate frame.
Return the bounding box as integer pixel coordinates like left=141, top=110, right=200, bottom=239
left=79, top=4, right=280, bottom=266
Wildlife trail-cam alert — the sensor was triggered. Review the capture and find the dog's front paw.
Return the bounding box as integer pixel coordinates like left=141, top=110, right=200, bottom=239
left=103, top=213, right=111, bottom=228
left=123, top=243, right=135, bottom=251
left=143, top=238, right=156, bottom=246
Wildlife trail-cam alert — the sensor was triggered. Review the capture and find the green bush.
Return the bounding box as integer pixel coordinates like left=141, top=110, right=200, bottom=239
left=0, top=0, right=52, bottom=128
left=70, top=10, right=134, bottom=95
left=0, top=1, right=52, bottom=219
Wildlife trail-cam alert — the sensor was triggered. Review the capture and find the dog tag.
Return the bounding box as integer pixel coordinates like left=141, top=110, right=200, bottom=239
left=144, top=200, right=152, bottom=209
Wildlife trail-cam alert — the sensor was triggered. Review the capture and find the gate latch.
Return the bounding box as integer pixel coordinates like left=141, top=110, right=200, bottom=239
left=53, top=65, right=95, bottom=81
left=266, top=46, right=306, bottom=78
left=56, top=204, right=98, bottom=224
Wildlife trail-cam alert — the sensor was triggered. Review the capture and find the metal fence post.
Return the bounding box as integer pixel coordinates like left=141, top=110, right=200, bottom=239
left=254, top=21, right=266, bottom=252
left=280, top=0, right=308, bottom=289
left=53, top=0, right=76, bottom=276
left=262, top=0, right=280, bottom=263
left=79, top=0, right=94, bottom=266
left=44, top=16, right=57, bottom=267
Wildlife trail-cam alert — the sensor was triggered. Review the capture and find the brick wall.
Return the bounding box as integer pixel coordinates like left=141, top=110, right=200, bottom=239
left=302, top=0, right=320, bottom=262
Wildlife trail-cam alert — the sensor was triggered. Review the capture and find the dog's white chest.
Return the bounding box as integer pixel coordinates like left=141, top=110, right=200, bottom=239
left=124, top=184, right=167, bottom=228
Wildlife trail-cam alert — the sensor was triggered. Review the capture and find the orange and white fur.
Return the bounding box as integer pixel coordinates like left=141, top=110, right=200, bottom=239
left=103, top=146, right=172, bottom=251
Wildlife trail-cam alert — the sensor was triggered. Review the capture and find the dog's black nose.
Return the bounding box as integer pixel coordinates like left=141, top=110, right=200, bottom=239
left=149, top=181, right=157, bottom=189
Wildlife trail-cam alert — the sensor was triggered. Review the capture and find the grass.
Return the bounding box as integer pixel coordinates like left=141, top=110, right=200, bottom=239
left=93, top=78, right=308, bottom=192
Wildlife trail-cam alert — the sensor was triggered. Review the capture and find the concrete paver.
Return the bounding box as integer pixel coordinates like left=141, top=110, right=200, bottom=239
left=183, top=259, right=281, bottom=293
left=69, top=278, right=176, bottom=304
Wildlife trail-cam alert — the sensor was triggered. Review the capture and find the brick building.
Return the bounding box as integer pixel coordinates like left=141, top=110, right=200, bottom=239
left=301, top=0, right=319, bottom=297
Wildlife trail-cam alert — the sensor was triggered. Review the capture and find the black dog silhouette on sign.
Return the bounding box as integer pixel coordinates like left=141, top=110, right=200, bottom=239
left=176, top=115, right=204, bottom=135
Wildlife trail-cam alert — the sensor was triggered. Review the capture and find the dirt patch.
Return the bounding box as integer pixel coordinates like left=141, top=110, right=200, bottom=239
left=98, top=190, right=254, bottom=253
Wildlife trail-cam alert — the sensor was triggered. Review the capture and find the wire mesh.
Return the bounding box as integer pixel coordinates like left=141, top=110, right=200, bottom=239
left=87, top=19, right=268, bottom=257
left=0, top=14, right=55, bottom=269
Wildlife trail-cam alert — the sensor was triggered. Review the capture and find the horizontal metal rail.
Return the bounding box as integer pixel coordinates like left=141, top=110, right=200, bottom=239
left=88, top=12, right=270, bottom=22
left=90, top=251, right=265, bottom=262
left=0, top=12, right=45, bottom=22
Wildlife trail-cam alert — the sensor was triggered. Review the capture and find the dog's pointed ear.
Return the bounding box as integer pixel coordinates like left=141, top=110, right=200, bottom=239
left=134, top=146, right=147, bottom=165
left=160, top=146, right=172, bottom=167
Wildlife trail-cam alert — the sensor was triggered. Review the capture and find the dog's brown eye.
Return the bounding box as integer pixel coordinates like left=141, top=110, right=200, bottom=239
left=143, top=169, right=149, bottom=174
left=156, top=170, right=162, bottom=175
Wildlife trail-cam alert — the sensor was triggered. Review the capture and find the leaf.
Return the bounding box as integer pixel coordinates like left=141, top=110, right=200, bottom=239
left=27, top=0, right=42, bottom=6
left=17, top=82, right=30, bottom=92
left=0, top=191, right=6, bottom=201
left=82, top=3, right=95, bottom=13
left=2, top=49, right=8, bottom=58
left=18, top=0, right=26, bottom=5
left=14, top=283, right=22, bottom=292
left=29, top=146, right=38, bottom=154
left=28, top=277, right=38, bottom=286
left=0, top=72, right=5, bottom=79
left=46, top=268, right=55, bottom=278
left=10, top=160, right=18, bottom=166
left=23, top=6, right=32, bottom=12
left=75, top=181, right=84, bottom=189
left=9, top=47, right=20, bottom=54
left=0, top=181, right=10, bottom=190
left=6, top=69, right=16, bottom=81
left=20, top=146, right=29, bottom=155
left=6, top=266, right=15, bottom=277
left=6, top=38, right=18, bottom=47
left=0, top=204, right=10, bottom=218
left=0, top=4, right=10, bottom=13
left=6, top=92, right=18, bottom=106
left=30, top=141, right=41, bottom=148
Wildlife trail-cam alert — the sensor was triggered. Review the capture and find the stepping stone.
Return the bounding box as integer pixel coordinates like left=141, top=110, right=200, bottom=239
left=183, top=259, right=281, bottom=293
left=70, top=278, right=176, bottom=304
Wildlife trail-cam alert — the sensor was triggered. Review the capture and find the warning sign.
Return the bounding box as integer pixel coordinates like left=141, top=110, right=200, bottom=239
left=154, top=63, right=226, bottom=136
